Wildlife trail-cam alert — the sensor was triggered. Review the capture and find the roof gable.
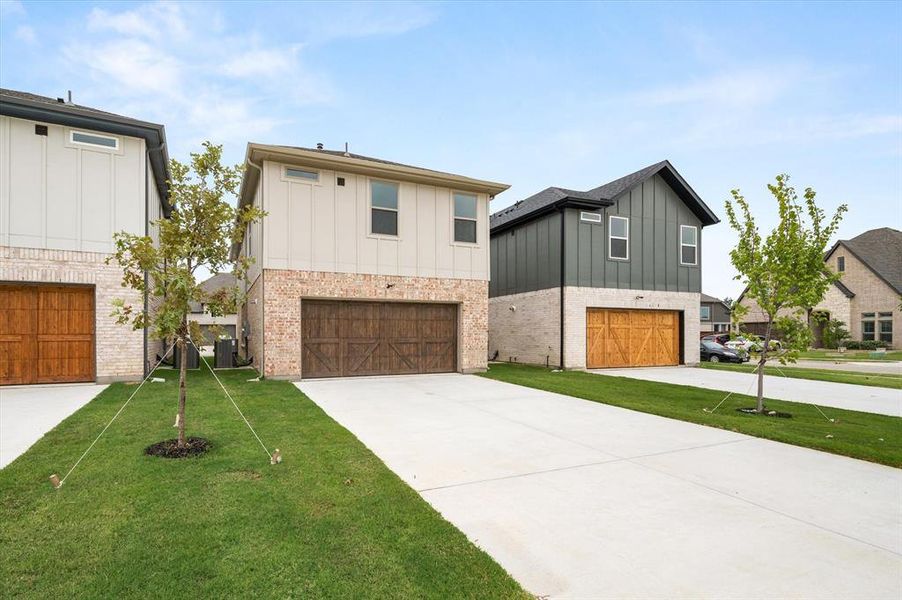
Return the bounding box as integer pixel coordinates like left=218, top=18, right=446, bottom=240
left=826, top=227, right=902, bottom=295
left=490, top=160, right=718, bottom=233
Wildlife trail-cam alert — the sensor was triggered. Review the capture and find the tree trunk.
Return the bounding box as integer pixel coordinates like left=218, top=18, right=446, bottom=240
left=756, top=320, right=774, bottom=413
left=177, top=323, right=188, bottom=448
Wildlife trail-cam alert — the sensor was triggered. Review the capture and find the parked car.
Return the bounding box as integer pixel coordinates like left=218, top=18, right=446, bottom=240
left=702, top=334, right=731, bottom=345
left=724, top=336, right=758, bottom=354
left=700, top=340, right=747, bottom=363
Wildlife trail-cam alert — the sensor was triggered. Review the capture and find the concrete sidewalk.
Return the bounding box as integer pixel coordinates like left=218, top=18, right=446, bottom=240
left=298, top=374, right=902, bottom=599
left=794, top=359, right=902, bottom=375
left=591, top=366, right=902, bottom=417
left=0, top=384, right=107, bottom=468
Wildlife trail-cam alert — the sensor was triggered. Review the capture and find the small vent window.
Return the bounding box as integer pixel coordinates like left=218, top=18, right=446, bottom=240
left=285, top=167, right=319, bottom=181
left=70, top=130, right=118, bottom=150
left=580, top=211, right=601, bottom=223
left=837, top=256, right=845, bottom=272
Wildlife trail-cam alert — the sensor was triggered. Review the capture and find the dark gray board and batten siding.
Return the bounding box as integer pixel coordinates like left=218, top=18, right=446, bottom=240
left=490, top=174, right=702, bottom=297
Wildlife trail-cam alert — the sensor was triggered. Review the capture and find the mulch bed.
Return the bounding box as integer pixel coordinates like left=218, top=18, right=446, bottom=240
left=736, top=408, right=792, bottom=418
left=145, top=437, right=211, bottom=459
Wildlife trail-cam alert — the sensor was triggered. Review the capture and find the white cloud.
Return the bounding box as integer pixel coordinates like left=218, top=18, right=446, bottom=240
left=221, top=46, right=302, bottom=79
left=632, top=67, right=800, bottom=109
left=65, top=38, right=183, bottom=94
left=14, top=24, right=35, bottom=44
left=0, top=0, right=24, bottom=18
left=87, top=1, right=189, bottom=40
left=302, top=3, right=437, bottom=44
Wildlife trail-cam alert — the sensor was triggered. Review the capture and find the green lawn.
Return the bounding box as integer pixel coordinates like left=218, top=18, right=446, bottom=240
left=797, top=349, right=902, bottom=361
left=700, top=361, right=902, bottom=390
left=0, top=368, right=527, bottom=599
left=479, top=363, right=901, bottom=468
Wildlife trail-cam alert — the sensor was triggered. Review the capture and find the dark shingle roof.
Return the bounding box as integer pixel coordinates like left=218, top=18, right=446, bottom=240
left=839, top=228, right=902, bottom=294
left=199, top=273, right=237, bottom=295
left=832, top=279, right=855, bottom=299
left=0, top=88, right=164, bottom=128
left=490, top=160, right=719, bottom=232
left=489, top=186, right=605, bottom=230
left=700, top=293, right=725, bottom=304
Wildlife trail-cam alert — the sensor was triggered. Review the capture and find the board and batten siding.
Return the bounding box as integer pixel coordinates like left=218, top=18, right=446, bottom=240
left=490, top=173, right=702, bottom=297
left=0, top=115, right=149, bottom=253
left=254, top=159, right=490, bottom=281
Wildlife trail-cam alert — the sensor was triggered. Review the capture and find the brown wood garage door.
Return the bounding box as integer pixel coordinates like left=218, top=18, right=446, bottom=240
left=301, top=300, right=457, bottom=378
left=0, top=284, right=95, bottom=385
left=586, top=308, right=680, bottom=368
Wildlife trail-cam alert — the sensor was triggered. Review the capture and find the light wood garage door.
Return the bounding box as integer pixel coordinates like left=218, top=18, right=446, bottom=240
left=586, top=308, right=680, bottom=368
left=0, top=284, right=95, bottom=385
left=301, top=300, right=457, bottom=378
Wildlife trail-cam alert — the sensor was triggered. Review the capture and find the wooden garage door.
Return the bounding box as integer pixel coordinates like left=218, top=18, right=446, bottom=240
left=586, top=308, right=680, bottom=368
left=0, top=284, right=95, bottom=385
left=301, top=300, right=457, bottom=378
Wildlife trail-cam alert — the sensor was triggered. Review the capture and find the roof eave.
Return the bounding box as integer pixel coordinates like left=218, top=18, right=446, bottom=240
left=0, top=94, right=171, bottom=216
left=490, top=196, right=614, bottom=234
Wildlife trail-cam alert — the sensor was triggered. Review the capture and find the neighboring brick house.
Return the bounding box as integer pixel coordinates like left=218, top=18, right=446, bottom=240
left=189, top=273, right=239, bottom=347
left=488, top=160, right=719, bottom=369
left=233, top=143, right=509, bottom=379
left=736, top=227, right=902, bottom=349
left=0, top=89, right=170, bottom=385
left=700, top=293, right=731, bottom=335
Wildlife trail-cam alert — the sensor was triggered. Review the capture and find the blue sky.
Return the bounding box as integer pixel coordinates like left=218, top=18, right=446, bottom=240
left=1, top=0, right=900, bottom=298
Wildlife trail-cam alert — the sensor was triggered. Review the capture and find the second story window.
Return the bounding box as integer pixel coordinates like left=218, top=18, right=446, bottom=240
left=680, top=225, right=698, bottom=265
left=837, top=256, right=845, bottom=272
left=608, top=215, right=629, bottom=260
left=453, top=192, right=477, bottom=243
left=700, top=305, right=711, bottom=320
left=371, top=180, right=399, bottom=236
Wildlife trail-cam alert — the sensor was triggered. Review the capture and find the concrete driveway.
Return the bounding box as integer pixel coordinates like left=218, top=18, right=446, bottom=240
left=298, top=374, right=901, bottom=599
left=592, top=366, right=902, bottom=417
left=0, top=384, right=107, bottom=468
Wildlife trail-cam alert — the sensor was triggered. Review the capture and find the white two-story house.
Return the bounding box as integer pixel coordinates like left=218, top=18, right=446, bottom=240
left=233, top=143, right=509, bottom=379
left=0, top=89, right=170, bottom=385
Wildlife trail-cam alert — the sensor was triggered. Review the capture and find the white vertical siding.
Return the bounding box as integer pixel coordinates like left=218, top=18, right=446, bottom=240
left=0, top=115, right=148, bottom=253
left=254, top=159, right=490, bottom=281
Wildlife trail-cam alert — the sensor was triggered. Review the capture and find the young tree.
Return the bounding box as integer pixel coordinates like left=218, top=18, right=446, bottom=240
left=108, top=142, right=264, bottom=448
left=725, top=174, right=846, bottom=413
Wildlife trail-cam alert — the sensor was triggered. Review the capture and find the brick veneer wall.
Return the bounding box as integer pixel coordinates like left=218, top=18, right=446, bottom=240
left=563, top=287, right=701, bottom=368
left=1, top=246, right=145, bottom=382
left=488, top=288, right=561, bottom=367
left=258, top=269, right=488, bottom=379
left=830, top=249, right=901, bottom=349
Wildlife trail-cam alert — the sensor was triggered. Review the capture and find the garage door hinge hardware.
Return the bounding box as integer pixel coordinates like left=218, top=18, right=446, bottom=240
left=50, top=340, right=178, bottom=490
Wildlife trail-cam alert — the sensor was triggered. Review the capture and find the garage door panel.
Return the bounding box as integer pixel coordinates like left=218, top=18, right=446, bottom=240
left=302, top=300, right=457, bottom=378
left=1, top=284, right=94, bottom=385
left=587, top=308, right=680, bottom=369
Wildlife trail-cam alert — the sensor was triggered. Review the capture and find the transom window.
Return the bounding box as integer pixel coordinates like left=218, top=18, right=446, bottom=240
left=453, top=192, right=477, bottom=243
left=370, top=180, right=399, bottom=236
left=680, top=225, right=698, bottom=265
left=837, top=256, right=845, bottom=272
left=70, top=130, right=118, bottom=150
left=700, top=306, right=711, bottom=320
left=580, top=211, right=602, bottom=223
left=285, top=167, right=319, bottom=181
left=608, top=215, right=629, bottom=260
left=862, top=313, right=878, bottom=341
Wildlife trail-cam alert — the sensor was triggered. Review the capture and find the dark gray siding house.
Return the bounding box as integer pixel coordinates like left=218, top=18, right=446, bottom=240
left=489, top=160, right=719, bottom=370
left=700, top=293, right=732, bottom=335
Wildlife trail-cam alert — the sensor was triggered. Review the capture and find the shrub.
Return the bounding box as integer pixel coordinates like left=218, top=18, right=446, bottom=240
left=820, top=319, right=850, bottom=349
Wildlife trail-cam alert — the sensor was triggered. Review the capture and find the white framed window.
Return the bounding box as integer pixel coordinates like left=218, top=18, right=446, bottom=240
left=700, top=306, right=711, bottom=320
left=70, top=130, right=119, bottom=150
left=285, top=167, right=319, bottom=182
left=580, top=211, right=602, bottom=224
left=608, top=215, right=629, bottom=260
left=370, top=180, right=399, bottom=236
left=878, top=312, right=893, bottom=344
left=453, top=192, right=478, bottom=244
left=680, top=225, right=698, bottom=265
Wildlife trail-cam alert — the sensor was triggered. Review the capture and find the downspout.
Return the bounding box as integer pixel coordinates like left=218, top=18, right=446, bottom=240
left=143, top=140, right=167, bottom=377
left=245, top=156, right=264, bottom=377
left=559, top=206, right=566, bottom=369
